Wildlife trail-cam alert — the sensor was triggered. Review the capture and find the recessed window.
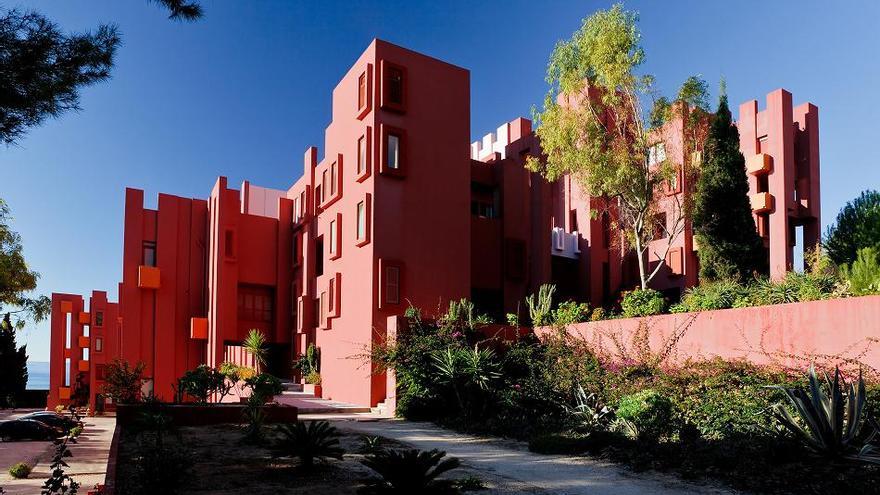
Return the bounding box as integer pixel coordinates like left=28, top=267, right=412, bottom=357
left=316, top=237, right=324, bottom=277
left=95, top=311, right=104, bottom=327
left=293, top=196, right=301, bottom=222
left=143, top=241, right=157, bottom=267
left=329, top=219, right=337, bottom=255
left=388, top=68, right=403, bottom=105
left=225, top=230, right=235, bottom=259
left=648, top=143, right=666, bottom=166
left=387, top=134, right=400, bottom=170
left=357, top=201, right=366, bottom=240
left=358, top=73, right=367, bottom=110
left=330, top=162, right=338, bottom=196
left=357, top=136, right=366, bottom=175
left=95, top=337, right=103, bottom=353
left=384, top=266, right=400, bottom=305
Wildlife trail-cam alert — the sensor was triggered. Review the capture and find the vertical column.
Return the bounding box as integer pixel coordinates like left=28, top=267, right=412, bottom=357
left=766, top=89, right=795, bottom=279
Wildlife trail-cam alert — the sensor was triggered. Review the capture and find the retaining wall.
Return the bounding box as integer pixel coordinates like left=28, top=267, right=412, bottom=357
left=536, top=295, right=880, bottom=372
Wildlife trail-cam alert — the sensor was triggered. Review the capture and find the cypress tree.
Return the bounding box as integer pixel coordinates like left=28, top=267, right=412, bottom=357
left=0, top=313, right=28, bottom=407
left=693, top=94, right=767, bottom=282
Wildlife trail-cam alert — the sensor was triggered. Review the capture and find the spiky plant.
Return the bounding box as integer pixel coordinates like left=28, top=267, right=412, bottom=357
left=768, top=365, right=880, bottom=463
left=275, top=421, right=344, bottom=469
left=525, top=284, right=556, bottom=327
left=243, top=329, right=268, bottom=372
left=361, top=448, right=461, bottom=494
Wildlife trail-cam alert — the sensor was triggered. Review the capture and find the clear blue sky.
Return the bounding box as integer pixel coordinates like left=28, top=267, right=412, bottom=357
left=4, top=1, right=878, bottom=361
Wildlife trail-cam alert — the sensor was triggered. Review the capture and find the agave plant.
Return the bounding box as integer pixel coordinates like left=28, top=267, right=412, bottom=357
left=566, top=384, right=611, bottom=433
left=361, top=448, right=461, bottom=494
left=768, top=365, right=880, bottom=463
left=275, top=420, right=345, bottom=469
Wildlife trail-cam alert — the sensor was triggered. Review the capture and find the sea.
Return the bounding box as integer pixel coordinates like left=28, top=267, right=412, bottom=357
left=26, top=361, right=50, bottom=390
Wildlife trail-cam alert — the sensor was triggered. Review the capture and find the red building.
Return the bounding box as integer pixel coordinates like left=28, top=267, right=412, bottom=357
left=48, top=40, right=819, bottom=410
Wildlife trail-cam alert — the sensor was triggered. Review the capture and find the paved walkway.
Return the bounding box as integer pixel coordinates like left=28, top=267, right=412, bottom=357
left=0, top=415, right=116, bottom=495
left=334, top=419, right=740, bottom=495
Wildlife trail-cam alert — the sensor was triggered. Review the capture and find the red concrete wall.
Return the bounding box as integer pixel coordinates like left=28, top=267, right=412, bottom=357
left=536, top=296, right=880, bottom=373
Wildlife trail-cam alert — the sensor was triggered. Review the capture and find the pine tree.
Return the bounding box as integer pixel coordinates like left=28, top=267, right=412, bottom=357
left=0, top=313, right=28, bottom=407
left=693, top=94, right=767, bottom=282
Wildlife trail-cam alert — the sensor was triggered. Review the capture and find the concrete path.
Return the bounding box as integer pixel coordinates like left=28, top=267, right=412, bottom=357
left=333, top=419, right=740, bottom=495
left=0, top=415, right=116, bottom=495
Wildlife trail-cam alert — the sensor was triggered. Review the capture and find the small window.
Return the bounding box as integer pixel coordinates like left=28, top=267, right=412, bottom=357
left=321, top=169, right=328, bottom=202
left=329, top=219, right=337, bottom=255
left=95, top=311, right=104, bottom=327
left=357, top=136, right=366, bottom=175
left=95, top=337, right=103, bottom=353
left=292, top=233, right=300, bottom=264
left=387, top=134, right=400, bottom=170
left=388, top=68, right=403, bottom=105
left=143, top=241, right=157, bottom=267
left=330, top=162, right=338, bottom=196
left=648, top=143, right=667, bottom=166
left=293, top=196, right=301, bottom=222
left=320, top=291, right=327, bottom=325
left=358, top=73, right=367, bottom=110
left=384, top=266, right=400, bottom=305
left=225, top=230, right=235, bottom=258
left=357, top=201, right=366, bottom=240
left=653, top=212, right=668, bottom=240
left=329, top=277, right=336, bottom=312
left=316, top=238, right=324, bottom=277
left=96, top=363, right=106, bottom=381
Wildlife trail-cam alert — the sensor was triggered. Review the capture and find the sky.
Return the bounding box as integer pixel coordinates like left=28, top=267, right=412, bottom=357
left=3, top=0, right=879, bottom=361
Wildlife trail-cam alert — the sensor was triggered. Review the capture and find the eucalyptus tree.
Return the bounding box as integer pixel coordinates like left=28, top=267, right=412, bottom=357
left=528, top=4, right=708, bottom=289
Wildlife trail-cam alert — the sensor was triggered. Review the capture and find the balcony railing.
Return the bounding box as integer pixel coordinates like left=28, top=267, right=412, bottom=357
left=551, top=227, right=581, bottom=259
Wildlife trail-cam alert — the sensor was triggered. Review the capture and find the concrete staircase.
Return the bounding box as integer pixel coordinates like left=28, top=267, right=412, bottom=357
left=276, top=380, right=372, bottom=414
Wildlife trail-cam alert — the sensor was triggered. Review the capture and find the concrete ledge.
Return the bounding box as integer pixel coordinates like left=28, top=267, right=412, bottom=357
left=116, top=403, right=298, bottom=427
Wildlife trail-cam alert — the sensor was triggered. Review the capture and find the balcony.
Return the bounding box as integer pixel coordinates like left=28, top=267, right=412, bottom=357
left=750, top=192, right=774, bottom=213
left=746, top=153, right=772, bottom=175
left=190, top=317, right=208, bottom=340
left=78, top=312, right=90, bottom=325
left=138, top=265, right=161, bottom=289
left=78, top=360, right=89, bottom=372
left=551, top=227, right=581, bottom=259
left=78, top=336, right=90, bottom=348
left=58, top=387, right=71, bottom=400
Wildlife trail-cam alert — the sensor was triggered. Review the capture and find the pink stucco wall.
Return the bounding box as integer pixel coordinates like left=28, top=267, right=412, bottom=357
left=536, top=295, right=880, bottom=373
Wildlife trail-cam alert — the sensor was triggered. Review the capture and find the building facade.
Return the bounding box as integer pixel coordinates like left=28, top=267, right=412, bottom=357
left=47, top=40, right=819, bottom=410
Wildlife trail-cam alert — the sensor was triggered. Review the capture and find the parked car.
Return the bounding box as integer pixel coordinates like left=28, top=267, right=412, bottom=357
left=17, top=412, right=80, bottom=433
left=0, top=419, right=64, bottom=441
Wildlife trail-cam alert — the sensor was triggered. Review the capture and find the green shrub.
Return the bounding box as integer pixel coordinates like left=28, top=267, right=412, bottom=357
left=102, top=359, right=146, bottom=404
left=589, top=307, right=609, bottom=321
left=620, top=289, right=666, bottom=317
left=129, top=443, right=192, bottom=495
left=616, top=389, right=674, bottom=439
left=505, top=313, right=519, bottom=327
left=177, top=364, right=232, bottom=403
left=8, top=462, right=31, bottom=479
left=553, top=300, right=590, bottom=326
left=528, top=432, right=592, bottom=455
left=841, top=247, right=880, bottom=295
left=294, top=343, right=321, bottom=377
left=69, top=425, right=84, bottom=438
left=245, top=373, right=283, bottom=399
left=679, top=280, right=749, bottom=312
left=304, top=371, right=321, bottom=385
